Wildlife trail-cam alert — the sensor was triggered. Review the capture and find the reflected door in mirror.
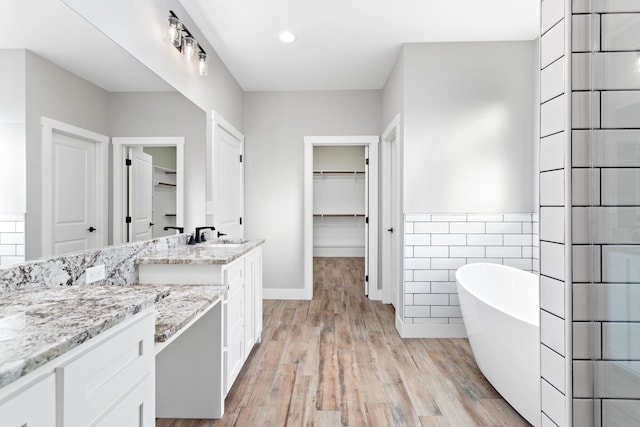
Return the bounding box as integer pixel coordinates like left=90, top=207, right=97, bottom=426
left=52, top=133, right=97, bottom=255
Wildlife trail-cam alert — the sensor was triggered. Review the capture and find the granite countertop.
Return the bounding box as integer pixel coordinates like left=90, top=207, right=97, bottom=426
left=135, top=239, right=265, bottom=265
left=0, top=285, right=170, bottom=388
left=135, top=284, right=227, bottom=342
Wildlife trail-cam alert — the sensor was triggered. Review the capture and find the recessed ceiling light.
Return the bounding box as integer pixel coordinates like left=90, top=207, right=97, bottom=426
left=279, top=31, right=296, bottom=43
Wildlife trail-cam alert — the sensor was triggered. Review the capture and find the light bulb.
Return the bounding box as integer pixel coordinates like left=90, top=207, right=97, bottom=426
left=167, top=16, right=182, bottom=48
left=198, top=52, right=208, bottom=76
left=183, top=36, right=197, bottom=62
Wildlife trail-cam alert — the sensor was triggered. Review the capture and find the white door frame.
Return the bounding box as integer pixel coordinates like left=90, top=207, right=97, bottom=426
left=381, top=115, right=403, bottom=309
left=304, top=136, right=379, bottom=301
left=210, top=112, right=244, bottom=237
left=112, top=137, right=185, bottom=245
left=41, top=117, right=108, bottom=258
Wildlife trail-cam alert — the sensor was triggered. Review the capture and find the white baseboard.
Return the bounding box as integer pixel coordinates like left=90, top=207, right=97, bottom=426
left=395, top=315, right=467, bottom=338
left=263, top=287, right=312, bottom=300
left=313, top=247, right=365, bottom=257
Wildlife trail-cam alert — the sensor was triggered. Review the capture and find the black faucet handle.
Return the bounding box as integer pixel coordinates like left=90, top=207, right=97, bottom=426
left=163, top=226, right=185, bottom=233
left=194, top=226, right=216, bottom=243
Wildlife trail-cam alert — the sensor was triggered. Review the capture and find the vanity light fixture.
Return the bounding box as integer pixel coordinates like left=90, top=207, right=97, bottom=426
left=279, top=31, right=296, bottom=43
left=166, top=11, right=208, bottom=76
left=198, top=52, right=208, bottom=76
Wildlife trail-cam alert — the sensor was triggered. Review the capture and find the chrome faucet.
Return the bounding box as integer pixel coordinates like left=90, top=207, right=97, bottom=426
left=189, top=226, right=216, bottom=244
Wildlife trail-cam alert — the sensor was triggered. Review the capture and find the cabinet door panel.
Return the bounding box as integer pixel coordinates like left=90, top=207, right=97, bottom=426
left=57, top=312, right=155, bottom=427
left=95, top=373, right=154, bottom=427
left=0, top=374, right=55, bottom=427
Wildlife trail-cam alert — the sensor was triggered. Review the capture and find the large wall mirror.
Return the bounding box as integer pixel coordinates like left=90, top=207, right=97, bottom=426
left=0, top=0, right=206, bottom=266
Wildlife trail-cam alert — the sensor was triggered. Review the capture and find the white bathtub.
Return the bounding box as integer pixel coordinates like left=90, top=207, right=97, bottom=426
left=456, top=263, right=540, bottom=427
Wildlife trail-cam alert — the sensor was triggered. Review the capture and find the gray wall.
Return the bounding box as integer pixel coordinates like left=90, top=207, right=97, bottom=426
left=109, top=92, right=207, bottom=233
left=244, top=90, right=382, bottom=291
left=401, top=41, right=537, bottom=214
left=382, top=48, right=405, bottom=129
left=25, top=51, right=110, bottom=259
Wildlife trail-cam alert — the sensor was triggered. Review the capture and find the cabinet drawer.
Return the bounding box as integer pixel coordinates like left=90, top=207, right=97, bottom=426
left=224, top=258, right=244, bottom=290
left=57, top=312, right=155, bottom=427
left=0, top=373, right=55, bottom=427
left=95, top=372, right=154, bottom=427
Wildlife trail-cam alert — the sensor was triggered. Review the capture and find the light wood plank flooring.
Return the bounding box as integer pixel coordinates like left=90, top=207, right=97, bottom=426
left=157, top=257, right=530, bottom=427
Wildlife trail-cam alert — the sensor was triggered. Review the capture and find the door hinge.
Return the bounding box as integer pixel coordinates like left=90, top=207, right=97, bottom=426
left=365, top=158, right=369, bottom=166
left=365, top=216, right=369, bottom=224
left=125, top=159, right=132, bottom=166
left=365, top=275, right=369, bottom=282
left=239, top=154, right=243, bottom=163
left=239, top=217, right=243, bottom=225
left=125, top=216, right=132, bottom=224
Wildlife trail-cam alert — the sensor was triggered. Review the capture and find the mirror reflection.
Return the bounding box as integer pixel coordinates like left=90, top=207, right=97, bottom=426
left=0, top=0, right=205, bottom=266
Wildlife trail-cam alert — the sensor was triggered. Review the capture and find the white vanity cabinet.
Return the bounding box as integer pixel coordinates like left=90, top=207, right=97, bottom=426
left=244, top=246, right=263, bottom=354
left=223, top=256, right=246, bottom=394
left=0, top=373, right=56, bottom=427
left=0, top=309, right=155, bottom=427
left=138, top=243, right=263, bottom=402
left=57, top=311, right=156, bottom=427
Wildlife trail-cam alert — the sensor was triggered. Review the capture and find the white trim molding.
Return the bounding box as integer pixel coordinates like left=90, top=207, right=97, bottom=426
left=111, top=137, right=185, bottom=245
left=395, top=315, right=467, bottom=339
left=40, top=117, right=109, bottom=258
left=262, top=287, right=313, bottom=300
left=303, top=135, right=379, bottom=301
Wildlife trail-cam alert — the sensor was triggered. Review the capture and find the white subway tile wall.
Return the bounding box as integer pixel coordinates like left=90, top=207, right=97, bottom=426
left=540, top=1, right=569, bottom=424
left=0, top=213, right=25, bottom=267
left=572, top=3, right=640, bottom=427
left=403, top=213, right=539, bottom=325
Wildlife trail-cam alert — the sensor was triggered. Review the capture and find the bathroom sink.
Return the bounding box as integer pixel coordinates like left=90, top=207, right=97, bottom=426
left=205, top=239, right=248, bottom=248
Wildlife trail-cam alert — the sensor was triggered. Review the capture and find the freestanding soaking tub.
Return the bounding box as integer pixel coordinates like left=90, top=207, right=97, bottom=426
left=456, top=263, right=540, bottom=427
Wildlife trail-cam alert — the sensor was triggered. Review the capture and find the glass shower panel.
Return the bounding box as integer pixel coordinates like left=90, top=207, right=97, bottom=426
left=582, top=3, right=640, bottom=426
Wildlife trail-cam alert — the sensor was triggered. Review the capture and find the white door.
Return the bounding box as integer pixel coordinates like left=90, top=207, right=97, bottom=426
left=127, top=147, right=153, bottom=242
left=214, top=123, right=244, bottom=239
left=52, top=133, right=97, bottom=255
left=382, top=132, right=400, bottom=309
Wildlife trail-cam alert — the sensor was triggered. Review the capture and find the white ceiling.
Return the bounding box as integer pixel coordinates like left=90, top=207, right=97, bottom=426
left=180, top=0, right=540, bottom=92
left=1, top=0, right=172, bottom=92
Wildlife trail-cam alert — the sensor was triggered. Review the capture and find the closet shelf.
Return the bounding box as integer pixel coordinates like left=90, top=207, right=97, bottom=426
left=156, top=182, right=177, bottom=187
left=153, top=165, right=177, bottom=174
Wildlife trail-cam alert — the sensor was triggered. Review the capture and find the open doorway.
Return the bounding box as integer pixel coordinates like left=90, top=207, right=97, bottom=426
left=303, top=136, right=379, bottom=300
left=112, top=137, right=185, bottom=244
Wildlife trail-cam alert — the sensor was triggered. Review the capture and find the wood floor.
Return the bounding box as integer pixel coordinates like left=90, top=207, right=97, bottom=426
left=157, top=257, right=530, bottom=427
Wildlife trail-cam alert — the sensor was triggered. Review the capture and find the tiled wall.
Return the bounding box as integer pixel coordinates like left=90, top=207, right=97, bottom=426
left=403, top=213, right=539, bottom=327
left=0, top=213, right=25, bottom=267
left=540, top=0, right=570, bottom=425
left=572, top=2, right=640, bottom=426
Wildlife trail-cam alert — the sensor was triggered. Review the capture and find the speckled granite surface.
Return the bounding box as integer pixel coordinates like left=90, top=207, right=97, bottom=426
left=136, top=239, right=265, bottom=265
left=0, top=234, right=188, bottom=295
left=139, top=284, right=227, bottom=342
left=0, top=285, right=170, bottom=388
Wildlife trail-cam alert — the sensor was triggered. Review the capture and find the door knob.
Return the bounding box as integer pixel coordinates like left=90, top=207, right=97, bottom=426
left=387, top=227, right=394, bottom=233
left=88, top=226, right=96, bottom=232
left=150, top=222, right=155, bottom=227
